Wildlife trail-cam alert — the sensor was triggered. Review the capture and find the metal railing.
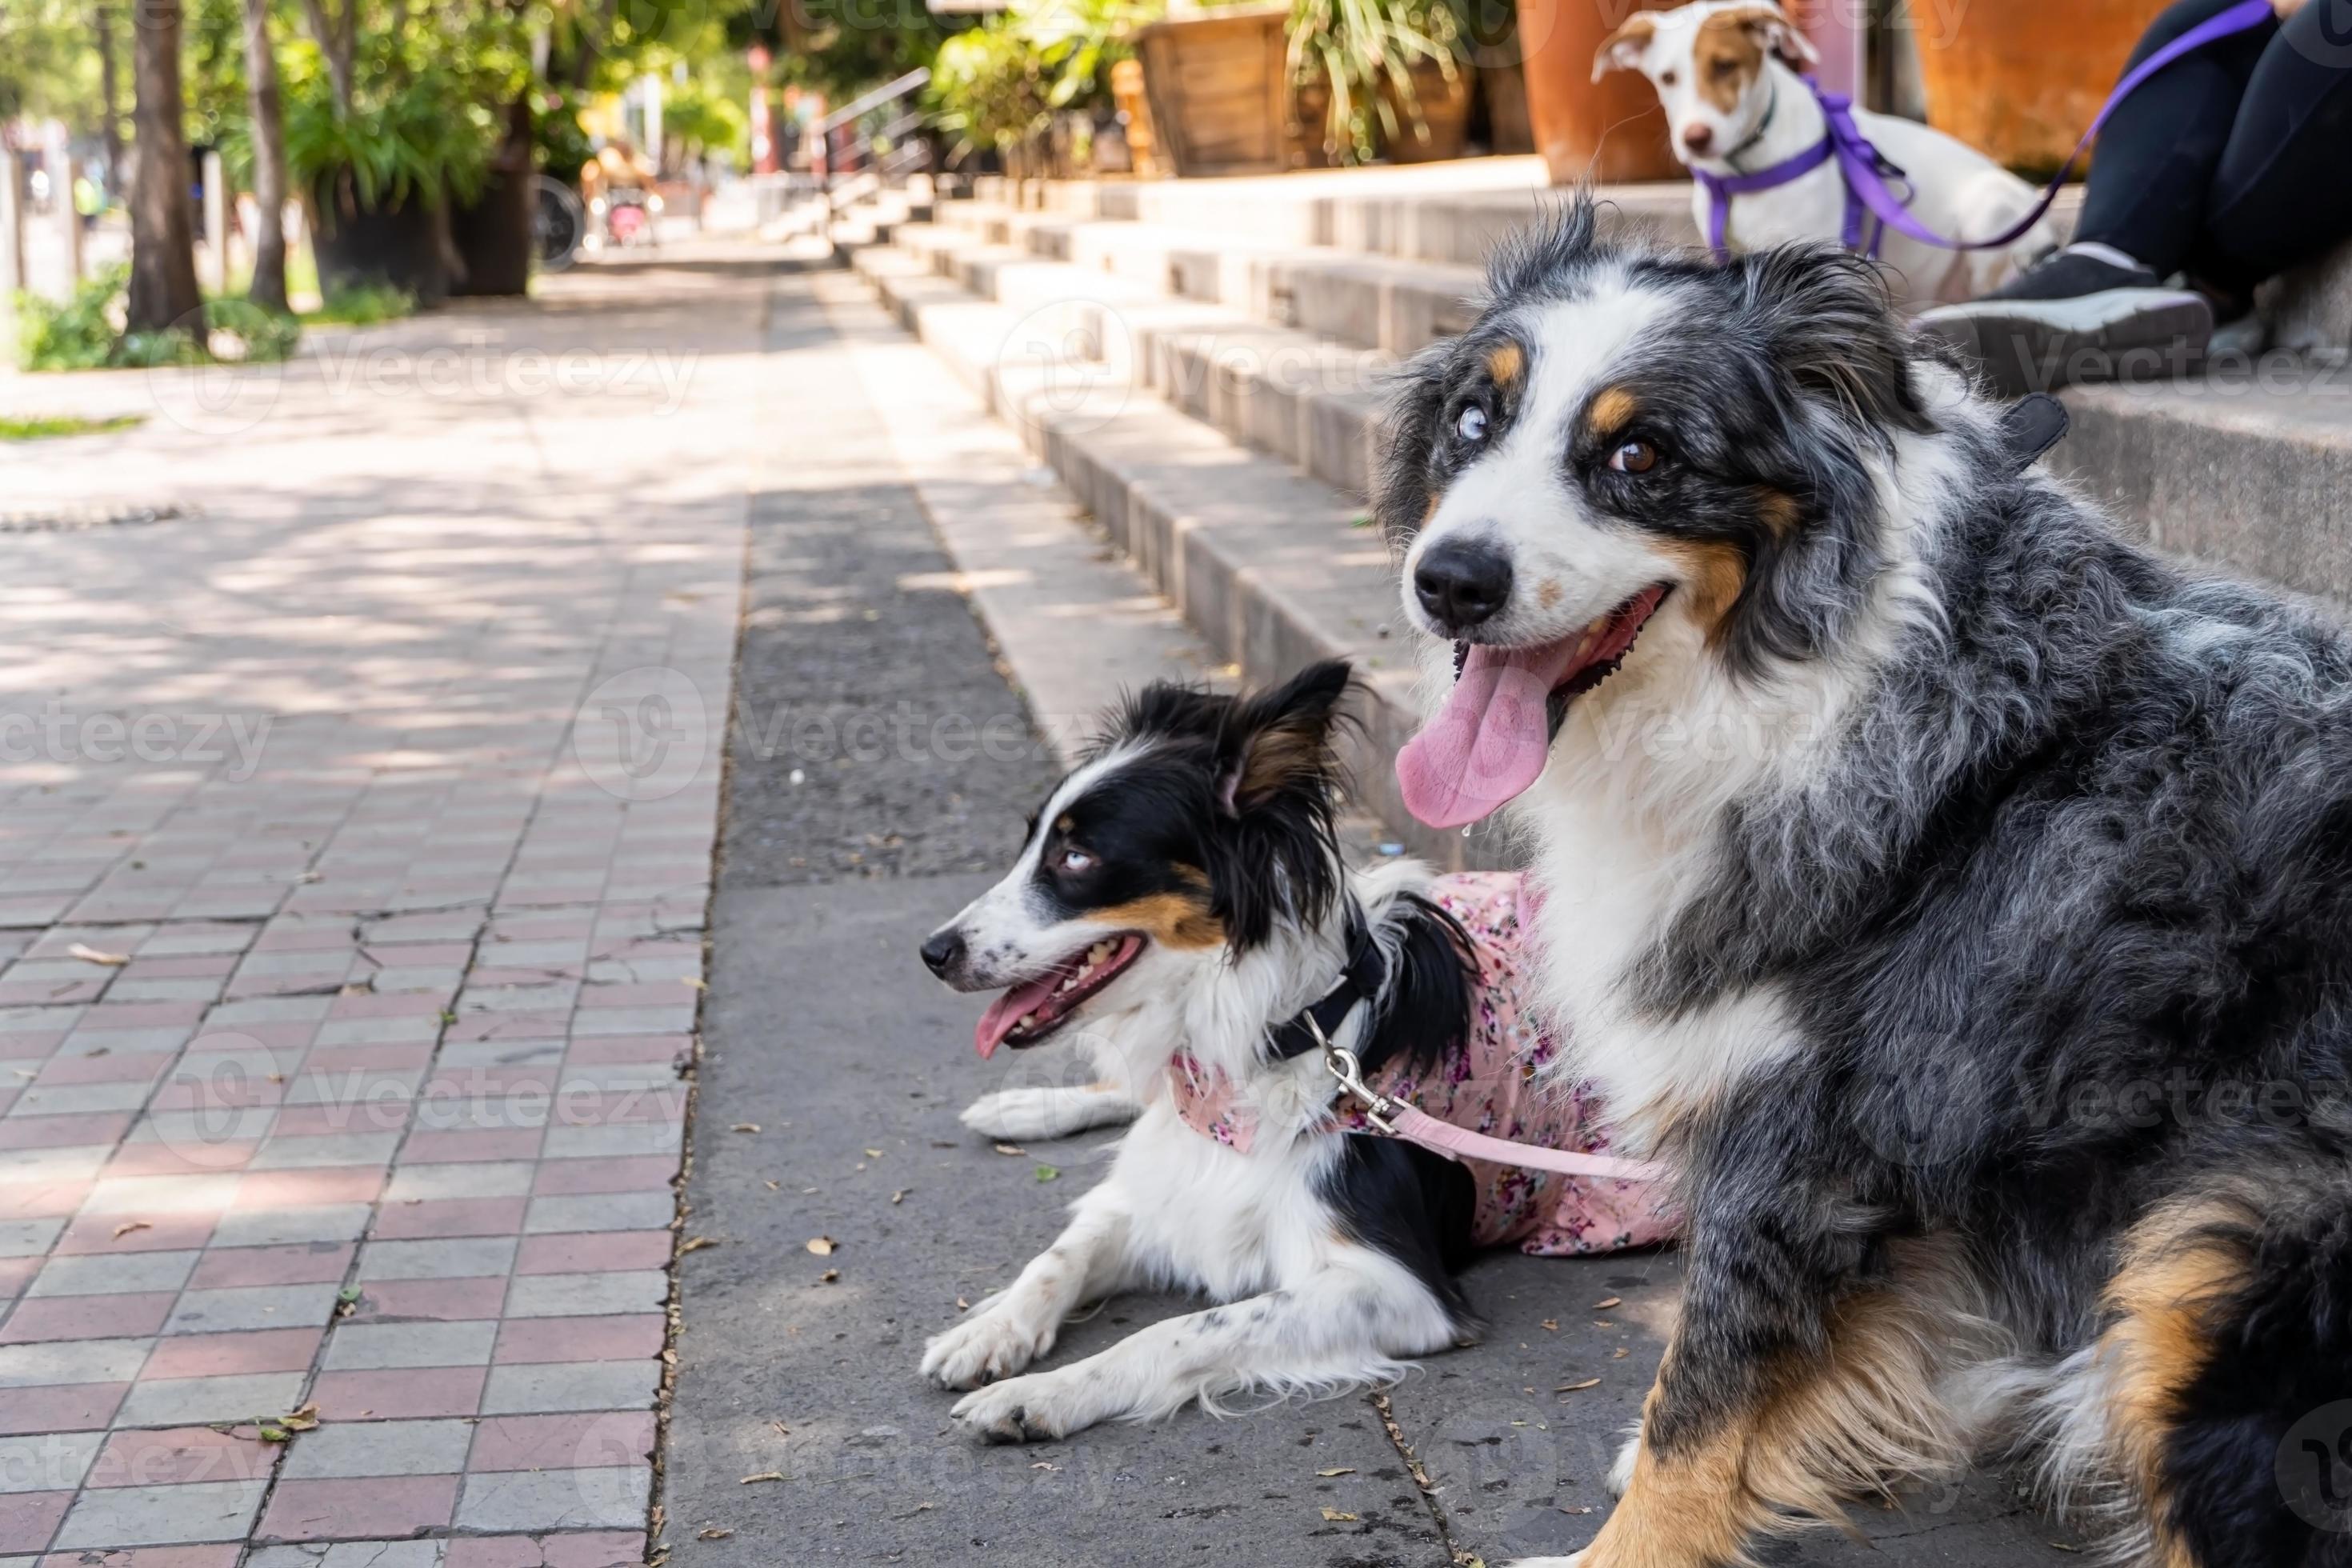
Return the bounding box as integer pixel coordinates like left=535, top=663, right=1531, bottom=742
left=815, top=68, right=934, bottom=190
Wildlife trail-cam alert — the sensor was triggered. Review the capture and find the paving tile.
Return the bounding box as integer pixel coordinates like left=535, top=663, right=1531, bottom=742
left=162, top=1283, right=341, bottom=1336
left=141, top=1327, right=322, bottom=1380
left=50, top=1479, right=268, bottom=1548
left=33, top=1547, right=244, bottom=1568
left=0, top=1494, right=68, bottom=1556
left=521, top=1194, right=673, bottom=1236
left=0, top=1339, right=151, bottom=1388
left=0, top=1222, right=65, bottom=1262
left=207, top=1206, right=370, bottom=1250
left=453, top=1466, right=649, bottom=1532
left=0, top=1434, right=102, bottom=1496
left=396, top=1131, right=542, bottom=1165
left=113, top=1372, right=308, bottom=1428
left=354, top=1238, right=515, bottom=1282
left=0, top=1293, right=176, bottom=1343
left=512, top=1234, right=670, bottom=1277
left=477, top=1361, right=660, bottom=1416
left=306, top=1367, right=484, bottom=1422
left=230, top=1170, right=385, bottom=1210
left=371, top=1198, right=528, bottom=1241
left=490, top=1316, right=663, bottom=1366
left=320, top=1320, right=498, bottom=1372
left=466, top=1412, right=655, bottom=1473
left=502, top=1274, right=665, bottom=1319
left=438, top=1529, right=643, bottom=1568
left=279, top=1419, right=471, bottom=1479
left=52, top=1214, right=216, bottom=1255
left=25, top=1250, right=201, bottom=1298
left=186, top=1243, right=353, bottom=1290
left=86, top=1427, right=278, bottom=1488
left=348, top=1278, right=506, bottom=1322
left=383, top=1163, right=536, bottom=1203
left=250, top=1542, right=443, bottom=1568
left=0, top=1384, right=128, bottom=1435
left=253, top=1476, right=457, bottom=1543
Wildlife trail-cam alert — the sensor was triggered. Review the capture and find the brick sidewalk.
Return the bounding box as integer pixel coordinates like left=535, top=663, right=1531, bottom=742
left=0, top=247, right=764, bottom=1566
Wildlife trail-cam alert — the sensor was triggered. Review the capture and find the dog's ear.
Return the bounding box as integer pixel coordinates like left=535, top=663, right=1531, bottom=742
left=1373, top=341, right=1452, bottom=547
left=1715, top=2, right=1818, bottom=68
left=1214, top=661, right=1354, bottom=817
left=1592, top=11, right=1659, bottom=80
left=1741, top=242, right=1928, bottom=442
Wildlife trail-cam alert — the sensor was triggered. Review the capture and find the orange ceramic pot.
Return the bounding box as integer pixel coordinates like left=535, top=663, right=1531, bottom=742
left=1914, top=0, right=2170, bottom=174
left=1514, top=0, right=1680, bottom=184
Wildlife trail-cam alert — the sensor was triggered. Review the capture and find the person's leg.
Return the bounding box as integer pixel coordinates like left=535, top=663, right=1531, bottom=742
left=1914, top=0, right=2273, bottom=392
left=2189, top=0, right=2352, bottom=294
left=2074, top=0, right=2277, bottom=276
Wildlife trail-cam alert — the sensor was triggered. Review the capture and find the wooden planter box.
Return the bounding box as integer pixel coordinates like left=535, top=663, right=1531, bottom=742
left=1134, top=6, right=1294, bottom=177
left=1382, top=62, right=1473, bottom=164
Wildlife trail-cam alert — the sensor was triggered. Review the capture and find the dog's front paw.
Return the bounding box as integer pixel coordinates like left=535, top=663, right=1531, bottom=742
left=950, top=1371, right=1090, bottom=1443
left=959, top=1085, right=1134, bottom=1141
left=922, top=1308, right=1053, bottom=1390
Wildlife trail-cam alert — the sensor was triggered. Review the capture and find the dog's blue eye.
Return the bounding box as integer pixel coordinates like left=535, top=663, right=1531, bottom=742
left=1457, top=406, right=1488, bottom=443
left=1059, top=848, right=1094, bottom=873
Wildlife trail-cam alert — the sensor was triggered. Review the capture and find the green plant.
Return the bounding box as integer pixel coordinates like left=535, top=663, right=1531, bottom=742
left=930, top=0, right=1151, bottom=160
left=12, top=263, right=302, bottom=372
left=0, top=414, right=145, bottom=442
left=13, top=265, right=131, bottom=372
left=1288, top=0, right=1461, bottom=165
left=306, top=282, right=414, bottom=325
left=282, top=62, right=498, bottom=210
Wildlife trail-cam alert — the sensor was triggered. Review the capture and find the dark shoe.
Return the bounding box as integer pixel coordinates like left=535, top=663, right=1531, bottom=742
left=1915, top=250, right=2213, bottom=397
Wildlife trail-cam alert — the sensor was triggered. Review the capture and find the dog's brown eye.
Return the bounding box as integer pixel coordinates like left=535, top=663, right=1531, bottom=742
left=1609, top=439, right=1658, bottom=474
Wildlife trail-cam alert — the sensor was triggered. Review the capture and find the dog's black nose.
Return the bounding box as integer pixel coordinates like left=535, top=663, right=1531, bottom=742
left=920, top=929, right=965, bottom=978
left=1414, top=538, right=1514, bottom=634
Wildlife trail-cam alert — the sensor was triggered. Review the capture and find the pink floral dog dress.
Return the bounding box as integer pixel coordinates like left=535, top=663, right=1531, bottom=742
left=1170, top=870, right=1676, bottom=1255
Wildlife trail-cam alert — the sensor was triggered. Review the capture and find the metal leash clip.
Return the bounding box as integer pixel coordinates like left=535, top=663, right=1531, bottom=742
left=1306, top=1014, right=1399, bottom=1134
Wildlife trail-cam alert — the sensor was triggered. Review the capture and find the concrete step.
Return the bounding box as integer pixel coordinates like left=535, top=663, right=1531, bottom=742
left=2059, top=374, right=2352, bottom=606
left=851, top=238, right=1489, bottom=868
left=877, top=226, right=1394, bottom=499
left=933, top=187, right=2352, bottom=608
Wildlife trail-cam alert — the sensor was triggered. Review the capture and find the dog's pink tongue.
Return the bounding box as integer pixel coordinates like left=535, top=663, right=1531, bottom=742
left=974, top=974, right=1061, bottom=1059
left=1396, top=642, right=1575, bottom=829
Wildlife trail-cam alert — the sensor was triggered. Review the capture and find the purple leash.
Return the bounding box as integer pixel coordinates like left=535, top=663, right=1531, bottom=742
left=1697, top=0, right=2276, bottom=259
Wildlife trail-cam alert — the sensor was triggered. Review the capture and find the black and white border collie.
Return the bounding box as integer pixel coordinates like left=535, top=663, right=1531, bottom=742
left=1381, top=198, right=2352, bottom=1568
left=915, top=663, right=1653, bottom=1441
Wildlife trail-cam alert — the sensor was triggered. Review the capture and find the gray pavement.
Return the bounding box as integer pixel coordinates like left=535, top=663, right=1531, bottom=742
left=670, top=262, right=2089, bottom=1568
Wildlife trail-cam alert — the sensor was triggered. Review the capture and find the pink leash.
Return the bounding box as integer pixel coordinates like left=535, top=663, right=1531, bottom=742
left=1312, top=1023, right=1666, bottom=1184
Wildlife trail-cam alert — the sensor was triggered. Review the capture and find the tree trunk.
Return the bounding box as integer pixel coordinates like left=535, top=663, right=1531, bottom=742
left=241, top=0, right=290, bottom=314
left=94, top=6, right=129, bottom=196
left=299, top=0, right=354, bottom=114
left=126, top=0, right=202, bottom=336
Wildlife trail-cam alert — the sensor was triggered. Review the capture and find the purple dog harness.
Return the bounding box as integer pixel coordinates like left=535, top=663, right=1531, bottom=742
left=1695, top=0, right=2276, bottom=259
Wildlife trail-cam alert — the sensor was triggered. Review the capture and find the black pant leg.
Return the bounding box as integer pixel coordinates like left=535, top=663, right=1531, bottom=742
left=2190, top=0, right=2352, bottom=291
left=2074, top=0, right=2276, bottom=274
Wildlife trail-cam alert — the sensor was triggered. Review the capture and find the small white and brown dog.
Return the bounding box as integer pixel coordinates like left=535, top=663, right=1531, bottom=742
left=1595, top=0, right=2055, bottom=306
left=917, top=662, right=1670, bottom=1442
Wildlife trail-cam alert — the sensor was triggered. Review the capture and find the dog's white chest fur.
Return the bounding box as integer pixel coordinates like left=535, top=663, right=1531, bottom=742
left=1522, top=795, right=1796, bottom=1148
